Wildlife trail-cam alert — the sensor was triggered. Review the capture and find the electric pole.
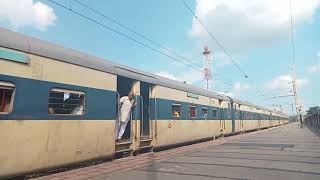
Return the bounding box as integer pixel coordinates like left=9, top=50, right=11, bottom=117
left=290, top=0, right=303, bottom=127
left=203, top=46, right=212, bottom=91
left=291, top=65, right=303, bottom=126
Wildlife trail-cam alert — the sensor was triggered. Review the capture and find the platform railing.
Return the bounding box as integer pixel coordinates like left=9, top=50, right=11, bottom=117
left=305, top=111, right=320, bottom=129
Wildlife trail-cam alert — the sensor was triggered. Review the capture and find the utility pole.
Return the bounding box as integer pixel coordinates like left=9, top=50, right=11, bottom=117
left=291, top=65, right=303, bottom=126
left=203, top=46, right=212, bottom=91
left=289, top=0, right=303, bottom=127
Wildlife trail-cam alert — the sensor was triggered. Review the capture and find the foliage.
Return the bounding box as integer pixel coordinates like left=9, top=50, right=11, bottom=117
left=306, top=106, right=320, bottom=116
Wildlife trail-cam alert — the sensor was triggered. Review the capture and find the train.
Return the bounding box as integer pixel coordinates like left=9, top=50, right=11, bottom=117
left=0, top=27, right=289, bottom=178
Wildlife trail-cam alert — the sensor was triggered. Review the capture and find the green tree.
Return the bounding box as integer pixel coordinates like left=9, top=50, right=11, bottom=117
left=306, top=106, right=320, bottom=116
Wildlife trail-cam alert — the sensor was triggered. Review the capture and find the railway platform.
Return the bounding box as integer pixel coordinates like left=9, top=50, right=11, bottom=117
left=32, top=123, right=320, bottom=180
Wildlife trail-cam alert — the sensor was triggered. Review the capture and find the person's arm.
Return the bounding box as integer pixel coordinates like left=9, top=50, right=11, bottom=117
left=131, top=98, right=137, bottom=108
left=119, top=97, right=125, bottom=109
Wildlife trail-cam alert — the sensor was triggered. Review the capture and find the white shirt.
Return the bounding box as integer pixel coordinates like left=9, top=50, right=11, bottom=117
left=72, top=105, right=84, bottom=115
left=119, top=96, right=134, bottom=123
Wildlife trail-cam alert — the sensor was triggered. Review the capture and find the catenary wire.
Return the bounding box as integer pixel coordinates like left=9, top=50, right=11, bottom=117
left=72, top=0, right=234, bottom=87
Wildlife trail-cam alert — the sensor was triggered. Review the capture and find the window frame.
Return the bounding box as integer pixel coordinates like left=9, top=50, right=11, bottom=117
left=0, top=81, right=15, bottom=114
left=172, top=103, right=182, bottom=119
left=202, top=106, right=209, bottom=119
left=212, top=108, right=218, bottom=118
left=48, top=88, right=86, bottom=116
left=189, top=105, right=197, bottom=118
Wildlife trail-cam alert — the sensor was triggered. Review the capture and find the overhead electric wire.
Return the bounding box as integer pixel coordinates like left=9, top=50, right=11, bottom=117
left=72, top=0, right=234, bottom=86
left=70, top=0, right=280, bottom=98
left=47, top=1, right=200, bottom=73
left=48, top=0, right=233, bottom=86
left=289, top=0, right=303, bottom=116
left=73, top=0, right=200, bottom=67
left=180, top=0, right=248, bottom=79
left=257, top=88, right=287, bottom=96
left=47, top=0, right=278, bottom=102
left=263, top=94, right=294, bottom=100
left=180, top=0, right=291, bottom=104
left=51, top=0, right=285, bottom=104
left=289, top=0, right=295, bottom=65
left=180, top=0, right=268, bottom=99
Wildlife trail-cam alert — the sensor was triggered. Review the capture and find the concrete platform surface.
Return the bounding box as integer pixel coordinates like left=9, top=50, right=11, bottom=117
left=33, top=123, right=320, bottom=180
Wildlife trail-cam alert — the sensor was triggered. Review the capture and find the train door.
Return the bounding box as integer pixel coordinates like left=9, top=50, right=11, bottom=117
left=239, top=104, right=244, bottom=132
left=257, top=110, right=261, bottom=129
left=229, top=102, right=235, bottom=134
left=233, top=103, right=237, bottom=133
left=219, top=99, right=225, bottom=135
left=116, top=76, right=135, bottom=144
left=317, top=111, right=320, bottom=128
left=139, top=82, right=153, bottom=151
left=269, top=113, right=272, bottom=127
left=140, top=82, right=152, bottom=138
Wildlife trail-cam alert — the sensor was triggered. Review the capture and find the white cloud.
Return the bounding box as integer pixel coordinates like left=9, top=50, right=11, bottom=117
left=215, top=82, right=251, bottom=99
left=226, top=82, right=251, bottom=99
left=308, top=64, right=320, bottom=73
left=308, top=52, right=320, bottom=72
left=190, top=0, right=320, bottom=51
left=178, top=69, right=203, bottom=84
left=155, top=68, right=204, bottom=90
left=217, top=91, right=234, bottom=97
left=214, top=52, right=232, bottom=67
left=0, top=0, right=57, bottom=30
left=170, top=61, right=188, bottom=68
left=234, top=82, right=251, bottom=93
left=155, top=71, right=177, bottom=81
left=265, top=74, right=308, bottom=93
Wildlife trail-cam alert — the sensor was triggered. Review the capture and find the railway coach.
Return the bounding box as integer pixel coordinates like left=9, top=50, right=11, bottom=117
left=0, top=27, right=288, bottom=178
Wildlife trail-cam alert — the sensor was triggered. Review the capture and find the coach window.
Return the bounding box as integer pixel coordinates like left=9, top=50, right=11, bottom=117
left=202, top=107, right=208, bottom=118
left=172, top=104, right=181, bottom=118
left=0, top=82, right=15, bottom=113
left=227, top=103, right=231, bottom=118
left=189, top=105, right=196, bottom=118
left=212, top=108, right=218, bottom=118
left=234, top=105, right=238, bottom=118
left=48, top=88, right=85, bottom=115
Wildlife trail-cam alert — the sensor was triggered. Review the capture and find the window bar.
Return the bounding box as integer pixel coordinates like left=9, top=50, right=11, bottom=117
left=1, top=89, right=5, bottom=112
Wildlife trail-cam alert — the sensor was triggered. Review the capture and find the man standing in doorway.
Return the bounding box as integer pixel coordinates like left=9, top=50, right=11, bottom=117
left=116, top=91, right=137, bottom=142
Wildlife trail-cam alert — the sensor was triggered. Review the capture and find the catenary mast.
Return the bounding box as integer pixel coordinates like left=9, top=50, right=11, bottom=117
left=203, top=46, right=212, bottom=91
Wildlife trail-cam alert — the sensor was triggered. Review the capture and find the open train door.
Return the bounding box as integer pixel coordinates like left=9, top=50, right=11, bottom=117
left=239, top=105, right=244, bottom=133
left=139, top=81, right=153, bottom=152
left=218, top=99, right=225, bottom=136
left=269, top=113, right=273, bottom=127
left=115, top=75, right=136, bottom=155
left=257, top=109, right=261, bottom=130
left=233, top=103, right=237, bottom=133
left=229, top=99, right=235, bottom=134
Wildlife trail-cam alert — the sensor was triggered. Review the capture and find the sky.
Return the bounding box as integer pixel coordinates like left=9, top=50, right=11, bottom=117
left=0, top=0, right=319, bottom=115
